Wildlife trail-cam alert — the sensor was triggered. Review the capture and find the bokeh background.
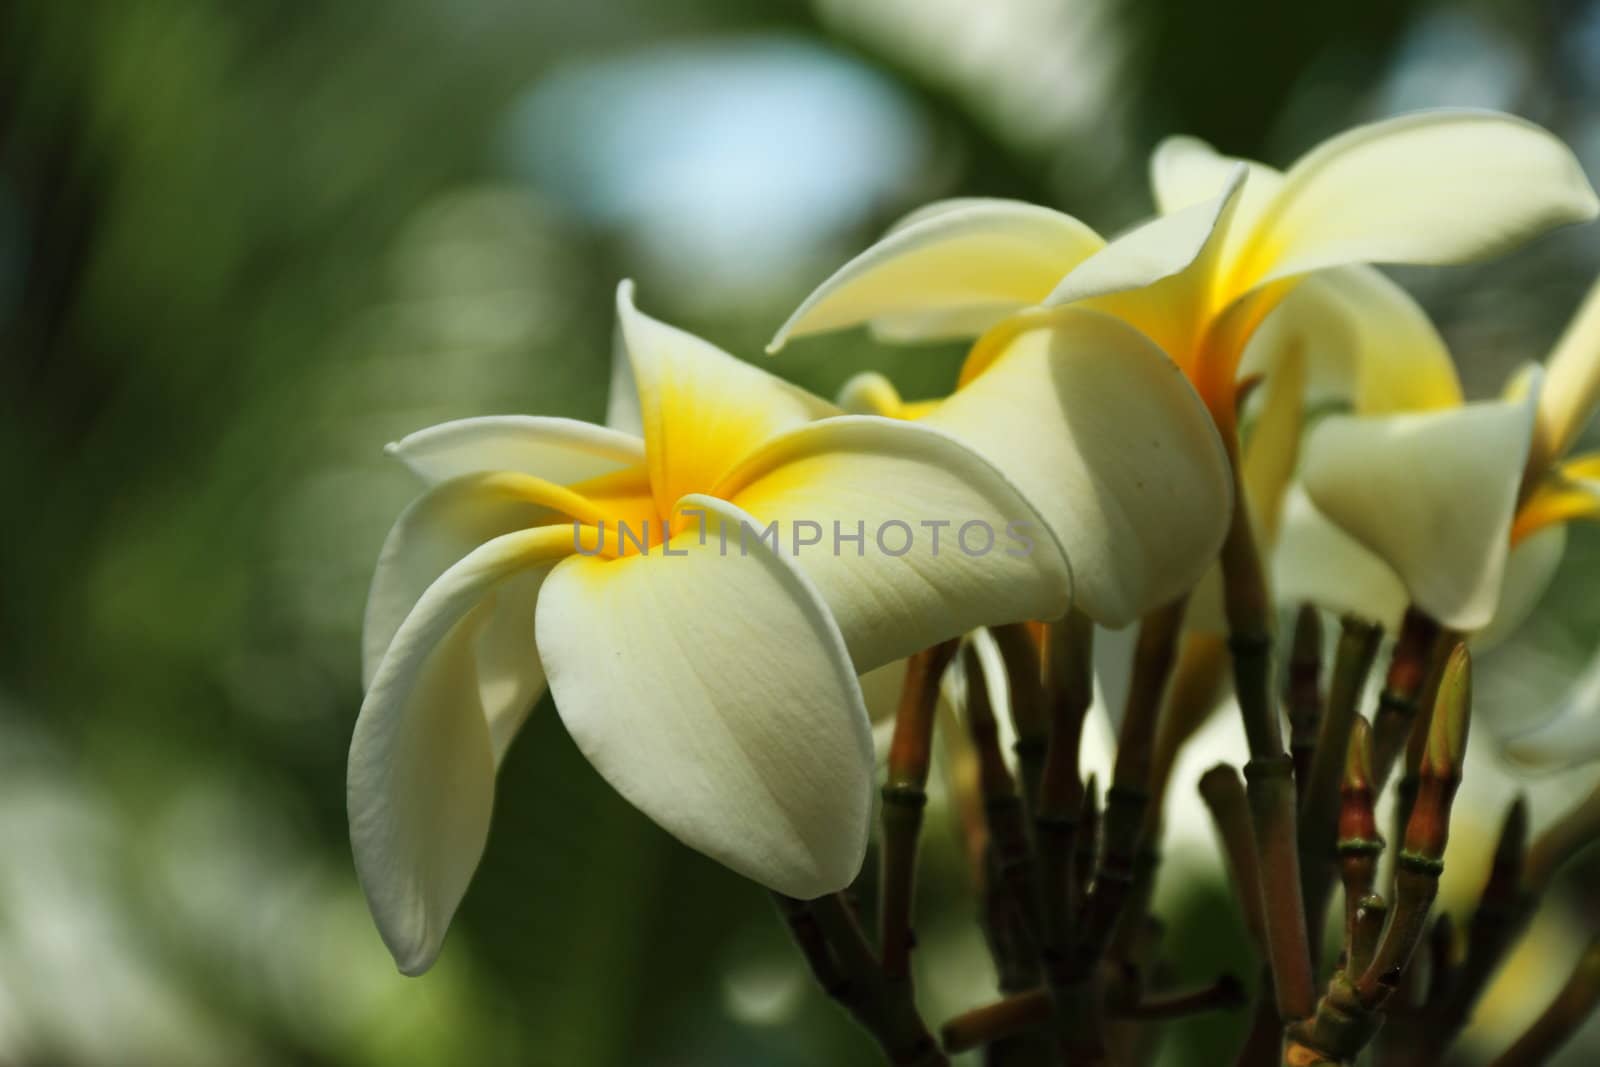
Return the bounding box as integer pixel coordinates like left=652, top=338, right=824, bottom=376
left=5, top=0, right=1600, bottom=1064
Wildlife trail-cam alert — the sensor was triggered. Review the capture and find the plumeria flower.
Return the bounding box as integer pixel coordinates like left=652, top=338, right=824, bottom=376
left=769, top=110, right=1596, bottom=625
left=1299, top=367, right=1543, bottom=632
left=1301, top=277, right=1600, bottom=642
left=775, top=257, right=1234, bottom=630
left=350, top=283, right=1073, bottom=974
left=1231, top=263, right=1469, bottom=632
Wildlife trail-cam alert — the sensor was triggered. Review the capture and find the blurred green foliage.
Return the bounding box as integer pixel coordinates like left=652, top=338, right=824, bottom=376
left=3, top=0, right=1599, bottom=1064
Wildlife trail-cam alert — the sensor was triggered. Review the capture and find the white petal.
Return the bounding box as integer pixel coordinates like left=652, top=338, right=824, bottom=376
left=1044, top=164, right=1244, bottom=305
left=769, top=200, right=1105, bottom=350
left=1239, top=110, right=1600, bottom=290
left=349, top=525, right=575, bottom=975
left=386, top=415, right=644, bottom=486
left=1502, top=643, right=1600, bottom=772
left=925, top=311, right=1232, bottom=627
left=363, top=474, right=588, bottom=689
left=471, top=567, right=548, bottom=763
left=605, top=320, right=644, bottom=436
left=1300, top=380, right=1540, bottom=630
left=868, top=303, right=1037, bottom=344
left=1271, top=485, right=1407, bottom=631
left=536, top=496, right=873, bottom=898
left=1149, top=135, right=1285, bottom=271
left=616, top=281, right=835, bottom=516
left=835, top=372, right=907, bottom=417
left=1534, top=276, right=1600, bottom=470
left=1240, top=266, right=1463, bottom=416
left=1092, top=620, right=1139, bottom=732
left=1042, top=166, right=1246, bottom=362
left=1474, top=524, right=1567, bottom=651
left=719, top=416, right=1074, bottom=670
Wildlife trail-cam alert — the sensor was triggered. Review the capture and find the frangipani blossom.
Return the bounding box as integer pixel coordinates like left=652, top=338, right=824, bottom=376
left=1301, top=377, right=1541, bottom=631
left=836, top=315, right=1232, bottom=627
left=773, top=204, right=1236, bottom=629
left=350, top=283, right=1073, bottom=975
left=778, top=271, right=1233, bottom=628
left=769, top=110, right=1595, bottom=625
left=1302, top=276, right=1600, bottom=642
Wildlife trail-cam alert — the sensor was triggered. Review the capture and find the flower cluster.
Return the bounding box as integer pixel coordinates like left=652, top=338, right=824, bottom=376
left=349, top=107, right=1600, bottom=1066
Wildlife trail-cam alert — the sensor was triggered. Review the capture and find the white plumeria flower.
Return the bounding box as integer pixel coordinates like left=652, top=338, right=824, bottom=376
left=769, top=110, right=1595, bottom=625
left=1301, top=375, right=1542, bottom=631
left=1299, top=275, right=1600, bottom=641
left=350, top=282, right=1074, bottom=975
left=790, top=314, right=1233, bottom=629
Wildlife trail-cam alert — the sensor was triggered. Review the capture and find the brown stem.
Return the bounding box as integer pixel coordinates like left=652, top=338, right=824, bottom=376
left=993, top=622, right=1049, bottom=817
left=779, top=893, right=949, bottom=1066
left=1244, top=752, right=1317, bottom=1023
left=1287, top=606, right=1325, bottom=801
left=966, top=643, right=1043, bottom=953
left=1405, top=797, right=1530, bottom=1063
left=1200, top=765, right=1268, bottom=955
left=1077, top=597, right=1187, bottom=967
left=881, top=641, right=960, bottom=980
left=1214, top=427, right=1316, bottom=1025
left=938, top=974, right=1244, bottom=1050
left=1335, top=716, right=1382, bottom=956
left=941, top=989, right=1051, bottom=1053
left=813, top=893, right=949, bottom=1065
left=1354, top=648, right=1469, bottom=1006
left=1345, top=896, right=1386, bottom=979
left=1368, top=609, right=1443, bottom=792
left=1126, top=974, right=1247, bottom=1019
left=1035, top=614, right=1093, bottom=993
left=1299, top=618, right=1382, bottom=961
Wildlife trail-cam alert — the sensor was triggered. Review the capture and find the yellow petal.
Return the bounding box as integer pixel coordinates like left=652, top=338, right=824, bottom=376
left=1241, top=338, right=1307, bottom=547
left=1236, top=110, right=1600, bottom=291
left=535, top=496, right=873, bottom=898
left=349, top=524, right=577, bottom=975
left=616, top=281, right=836, bottom=517
left=1301, top=380, right=1539, bottom=630
left=1512, top=470, right=1600, bottom=543
left=1043, top=166, right=1247, bottom=366
left=769, top=200, right=1105, bottom=350
left=1531, top=275, right=1600, bottom=473
left=719, top=416, right=1074, bottom=670
left=1240, top=266, right=1463, bottom=416
left=926, top=310, right=1232, bottom=626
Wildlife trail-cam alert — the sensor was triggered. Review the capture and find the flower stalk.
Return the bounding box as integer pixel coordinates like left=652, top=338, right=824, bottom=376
left=881, top=640, right=961, bottom=980
left=1299, top=617, right=1383, bottom=958
left=1334, top=716, right=1383, bottom=953
left=1368, top=608, right=1443, bottom=790
left=1287, top=607, right=1325, bottom=799
left=1283, top=645, right=1471, bottom=1067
